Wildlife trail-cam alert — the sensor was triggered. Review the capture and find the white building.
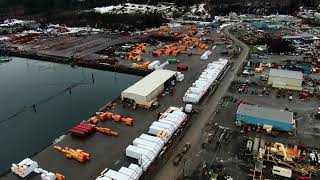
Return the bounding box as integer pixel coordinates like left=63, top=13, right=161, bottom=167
left=268, top=69, right=303, bottom=91
left=121, top=69, right=176, bottom=108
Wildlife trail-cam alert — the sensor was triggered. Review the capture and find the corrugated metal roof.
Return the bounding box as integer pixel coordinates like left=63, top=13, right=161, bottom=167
left=269, top=69, right=303, bottom=80
left=237, top=104, right=293, bottom=124
left=122, top=69, right=176, bottom=97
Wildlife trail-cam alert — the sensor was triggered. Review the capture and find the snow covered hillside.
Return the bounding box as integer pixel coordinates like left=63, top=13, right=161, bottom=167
left=93, top=3, right=211, bottom=20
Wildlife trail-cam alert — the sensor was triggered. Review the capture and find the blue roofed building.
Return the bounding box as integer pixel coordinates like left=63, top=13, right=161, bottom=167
left=236, top=104, right=295, bottom=131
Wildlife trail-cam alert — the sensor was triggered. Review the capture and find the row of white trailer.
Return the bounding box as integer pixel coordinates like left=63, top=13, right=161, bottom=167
left=124, top=107, right=188, bottom=174
left=96, top=163, right=143, bottom=180
left=96, top=107, right=188, bottom=180
left=183, top=58, right=229, bottom=104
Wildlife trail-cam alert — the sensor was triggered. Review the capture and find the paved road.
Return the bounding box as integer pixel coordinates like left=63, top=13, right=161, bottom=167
left=153, top=25, right=249, bottom=180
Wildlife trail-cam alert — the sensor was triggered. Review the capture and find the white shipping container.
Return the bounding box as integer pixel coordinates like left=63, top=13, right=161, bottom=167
left=148, top=125, right=173, bottom=137
left=139, top=134, right=164, bottom=146
left=133, top=138, right=161, bottom=150
left=128, top=164, right=143, bottom=178
left=187, top=89, right=202, bottom=96
left=171, top=111, right=187, bottom=119
left=189, top=87, right=204, bottom=92
left=162, top=116, right=182, bottom=126
left=158, top=119, right=176, bottom=127
left=183, top=94, right=200, bottom=103
left=104, top=169, right=131, bottom=180
left=139, top=156, right=151, bottom=171
left=126, top=145, right=153, bottom=162
left=118, top=167, right=139, bottom=180
left=152, top=122, right=175, bottom=133
left=134, top=144, right=157, bottom=160
left=41, top=172, right=56, bottom=180
left=148, top=61, right=160, bottom=70
left=133, top=138, right=161, bottom=155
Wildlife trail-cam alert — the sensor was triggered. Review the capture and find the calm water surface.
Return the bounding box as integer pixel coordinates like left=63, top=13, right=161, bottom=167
left=0, top=57, right=141, bottom=173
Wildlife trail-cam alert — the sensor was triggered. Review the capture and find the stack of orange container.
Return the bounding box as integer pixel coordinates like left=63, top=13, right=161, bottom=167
left=127, top=43, right=147, bottom=61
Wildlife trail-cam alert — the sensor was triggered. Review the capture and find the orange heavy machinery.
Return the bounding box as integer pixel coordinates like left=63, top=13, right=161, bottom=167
left=54, top=146, right=91, bottom=163
left=94, top=126, right=118, bottom=136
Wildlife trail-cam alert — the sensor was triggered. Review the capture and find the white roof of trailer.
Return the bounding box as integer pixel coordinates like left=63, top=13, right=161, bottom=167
left=122, top=70, right=176, bottom=97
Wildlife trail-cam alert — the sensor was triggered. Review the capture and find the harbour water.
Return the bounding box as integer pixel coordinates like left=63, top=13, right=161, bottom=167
left=0, top=57, right=141, bottom=173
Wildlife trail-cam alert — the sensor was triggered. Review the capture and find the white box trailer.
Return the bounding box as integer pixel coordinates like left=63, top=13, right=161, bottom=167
left=126, top=146, right=152, bottom=171
left=162, top=112, right=184, bottom=121
left=133, top=140, right=160, bottom=157
left=152, top=122, right=175, bottom=133
left=134, top=144, right=157, bottom=159
left=161, top=116, right=180, bottom=126
left=171, top=111, right=187, bottom=119
left=126, top=145, right=153, bottom=162
left=189, top=87, right=205, bottom=93
left=118, top=167, right=139, bottom=180
left=148, top=124, right=173, bottom=138
left=128, top=164, right=143, bottom=178
left=104, top=169, right=132, bottom=180
left=186, top=89, right=202, bottom=96
left=133, top=138, right=162, bottom=152
left=139, top=134, right=164, bottom=147
left=158, top=119, right=176, bottom=127
left=166, top=113, right=185, bottom=125
left=139, top=156, right=151, bottom=171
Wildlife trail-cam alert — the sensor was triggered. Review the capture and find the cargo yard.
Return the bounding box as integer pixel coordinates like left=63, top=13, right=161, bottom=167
left=0, top=19, right=239, bottom=180
left=2, top=6, right=320, bottom=180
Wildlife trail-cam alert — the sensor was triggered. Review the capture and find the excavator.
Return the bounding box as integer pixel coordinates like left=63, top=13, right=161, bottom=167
left=54, top=146, right=91, bottom=163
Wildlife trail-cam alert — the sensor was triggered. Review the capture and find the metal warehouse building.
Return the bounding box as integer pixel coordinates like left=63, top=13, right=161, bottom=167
left=121, top=69, right=176, bottom=108
left=268, top=69, right=303, bottom=91
left=236, top=104, right=295, bottom=131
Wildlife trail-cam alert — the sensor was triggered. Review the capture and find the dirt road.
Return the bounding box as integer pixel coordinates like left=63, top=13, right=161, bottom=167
left=153, top=25, right=249, bottom=180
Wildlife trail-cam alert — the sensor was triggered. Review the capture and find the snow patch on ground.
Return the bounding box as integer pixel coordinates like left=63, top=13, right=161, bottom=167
left=93, top=3, right=210, bottom=19
left=0, top=19, right=33, bottom=27
left=186, top=4, right=210, bottom=19
left=93, top=3, right=176, bottom=16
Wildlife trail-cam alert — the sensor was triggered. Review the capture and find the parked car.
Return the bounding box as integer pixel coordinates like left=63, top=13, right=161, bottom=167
left=173, top=153, right=183, bottom=166
left=181, top=142, right=191, bottom=154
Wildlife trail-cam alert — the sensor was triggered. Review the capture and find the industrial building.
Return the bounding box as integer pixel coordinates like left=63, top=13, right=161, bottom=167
left=236, top=104, right=295, bottom=131
left=268, top=69, right=303, bottom=90
left=121, top=69, right=177, bottom=108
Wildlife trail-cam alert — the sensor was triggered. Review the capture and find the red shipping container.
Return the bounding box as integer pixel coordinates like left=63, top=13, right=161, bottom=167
left=177, top=64, right=188, bottom=71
